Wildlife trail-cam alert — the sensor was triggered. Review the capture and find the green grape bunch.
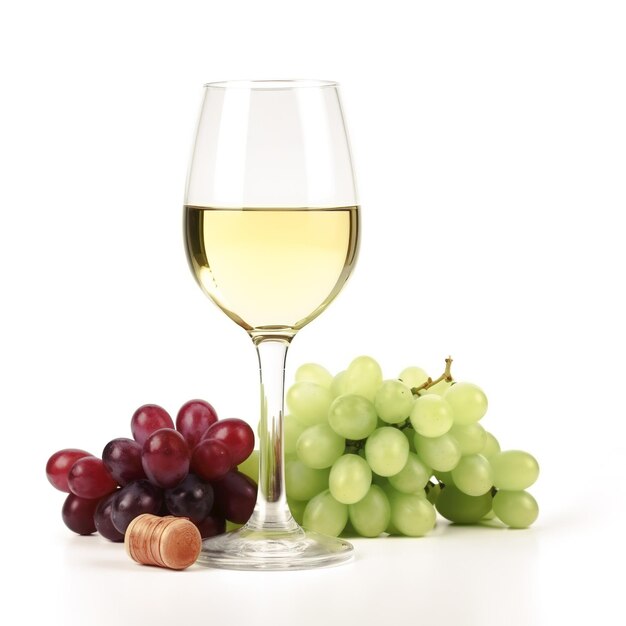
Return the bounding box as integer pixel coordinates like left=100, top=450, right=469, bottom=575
left=281, top=356, right=539, bottom=538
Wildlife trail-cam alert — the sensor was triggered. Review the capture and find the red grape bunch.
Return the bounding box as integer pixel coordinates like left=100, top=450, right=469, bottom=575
left=46, top=400, right=257, bottom=542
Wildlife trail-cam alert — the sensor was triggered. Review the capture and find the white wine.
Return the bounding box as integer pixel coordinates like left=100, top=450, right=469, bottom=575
left=184, top=206, right=360, bottom=335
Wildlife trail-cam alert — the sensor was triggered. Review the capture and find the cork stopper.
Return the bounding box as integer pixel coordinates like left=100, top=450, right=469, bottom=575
left=125, top=514, right=202, bottom=570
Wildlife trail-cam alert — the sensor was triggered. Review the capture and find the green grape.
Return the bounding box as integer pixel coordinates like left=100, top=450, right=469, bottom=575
left=436, top=485, right=492, bottom=524
left=424, top=380, right=452, bottom=395
left=286, top=382, right=333, bottom=425
left=328, top=394, right=378, bottom=440
left=374, top=380, right=414, bottom=424
left=330, top=370, right=347, bottom=398
left=285, top=459, right=329, bottom=501
left=491, top=450, right=539, bottom=490
left=449, top=423, right=487, bottom=455
left=401, top=426, right=417, bottom=451
left=365, top=427, right=410, bottom=476
left=237, top=449, right=259, bottom=484
left=296, top=423, right=345, bottom=469
left=284, top=414, right=307, bottom=456
left=414, top=432, right=461, bottom=472
left=482, top=509, right=496, bottom=520
left=388, top=452, right=431, bottom=494
left=348, top=484, right=391, bottom=537
left=387, top=489, right=436, bottom=537
left=444, top=382, right=488, bottom=424
left=398, top=366, right=429, bottom=390
left=343, top=355, right=383, bottom=401
left=451, top=454, right=493, bottom=496
left=287, top=497, right=308, bottom=525
left=226, top=521, right=243, bottom=532
left=302, top=490, right=348, bottom=537
left=329, top=454, right=372, bottom=504
left=480, top=431, right=501, bottom=458
left=295, top=363, right=333, bottom=388
left=410, top=395, right=454, bottom=438
left=492, top=490, right=539, bottom=528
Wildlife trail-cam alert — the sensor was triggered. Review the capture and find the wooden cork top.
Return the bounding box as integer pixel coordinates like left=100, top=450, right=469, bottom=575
left=125, top=514, right=202, bottom=570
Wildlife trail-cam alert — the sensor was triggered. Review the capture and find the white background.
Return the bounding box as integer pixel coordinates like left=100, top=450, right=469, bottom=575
left=1, top=1, right=625, bottom=624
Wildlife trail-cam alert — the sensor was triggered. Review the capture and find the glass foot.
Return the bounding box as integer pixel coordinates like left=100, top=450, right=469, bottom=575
left=195, top=524, right=354, bottom=571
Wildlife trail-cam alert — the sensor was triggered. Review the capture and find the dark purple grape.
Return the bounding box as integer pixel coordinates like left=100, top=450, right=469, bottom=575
left=102, top=438, right=146, bottom=486
left=164, top=474, right=214, bottom=523
left=94, top=491, right=124, bottom=542
left=176, top=399, right=218, bottom=449
left=68, top=456, right=118, bottom=499
left=142, top=428, right=190, bottom=488
left=194, top=514, right=226, bottom=538
left=62, top=493, right=100, bottom=535
left=157, top=498, right=170, bottom=516
left=111, top=479, right=163, bottom=533
left=131, top=404, right=174, bottom=446
left=212, top=470, right=257, bottom=524
left=191, top=438, right=232, bottom=481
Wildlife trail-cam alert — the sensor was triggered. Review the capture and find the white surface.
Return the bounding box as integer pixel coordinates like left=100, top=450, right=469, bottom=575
left=1, top=1, right=625, bottom=624
left=14, top=510, right=624, bottom=626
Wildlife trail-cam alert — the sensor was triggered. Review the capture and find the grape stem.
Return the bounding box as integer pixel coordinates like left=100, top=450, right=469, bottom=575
left=411, top=356, right=454, bottom=396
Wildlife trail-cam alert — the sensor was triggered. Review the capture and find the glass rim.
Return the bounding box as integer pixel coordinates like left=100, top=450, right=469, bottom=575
left=203, top=79, right=338, bottom=91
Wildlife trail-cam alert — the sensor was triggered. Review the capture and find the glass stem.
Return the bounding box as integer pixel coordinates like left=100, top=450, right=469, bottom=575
left=246, top=337, right=298, bottom=532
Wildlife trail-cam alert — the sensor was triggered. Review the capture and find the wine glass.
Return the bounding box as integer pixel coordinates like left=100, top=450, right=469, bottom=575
left=183, top=79, right=360, bottom=570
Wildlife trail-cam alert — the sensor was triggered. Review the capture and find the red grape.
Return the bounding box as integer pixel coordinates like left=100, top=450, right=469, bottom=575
left=62, top=493, right=100, bottom=535
left=68, top=456, right=118, bottom=499
left=191, top=438, right=233, bottom=481
left=46, top=448, right=92, bottom=492
left=176, top=399, right=218, bottom=449
left=111, top=479, right=163, bottom=533
left=212, top=470, right=257, bottom=524
left=164, top=474, right=214, bottom=522
left=94, top=491, right=124, bottom=542
left=102, top=438, right=146, bottom=486
left=131, top=404, right=174, bottom=446
left=194, top=514, right=226, bottom=539
left=203, top=418, right=254, bottom=466
left=141, top=428, right=190, bottom=488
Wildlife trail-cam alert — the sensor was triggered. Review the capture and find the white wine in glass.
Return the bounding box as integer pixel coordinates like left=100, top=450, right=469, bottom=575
left=184, top=80, right=360, bottom=570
